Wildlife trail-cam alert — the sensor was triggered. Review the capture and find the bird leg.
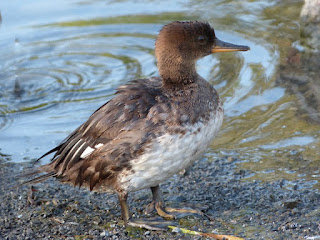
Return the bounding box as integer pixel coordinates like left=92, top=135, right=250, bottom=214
left=145, top=185, right=176, bottom=219
left=118, top=192, right=130, bottom=222
left=117, top=185, right=203, bottom=231
left=146, top=185, right=203, bottom=217
left=117, top=191, right=175, bottom=231
left=27, top=185, right=38, bottom=206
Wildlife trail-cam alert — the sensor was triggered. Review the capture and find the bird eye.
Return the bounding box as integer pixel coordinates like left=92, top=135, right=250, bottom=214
left=197, top=35, right=206, bottom=45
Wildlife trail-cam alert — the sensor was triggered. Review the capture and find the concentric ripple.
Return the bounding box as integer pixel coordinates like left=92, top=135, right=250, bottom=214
left=0, top=20, right=160, bottom=159
left=0, top=0, right=319, bottom=190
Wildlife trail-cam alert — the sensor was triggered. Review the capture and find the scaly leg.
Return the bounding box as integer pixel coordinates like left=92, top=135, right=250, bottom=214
left=149, top=185, right=175, bottom=219
left=146, top=185, right=203, bottom=217
left=117, top=191, right=175, bottom=231
left=118, top=192, right=130, bottom=223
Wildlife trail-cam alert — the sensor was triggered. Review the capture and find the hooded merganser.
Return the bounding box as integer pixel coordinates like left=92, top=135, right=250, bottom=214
left=26, top=21, right=249, bottom=229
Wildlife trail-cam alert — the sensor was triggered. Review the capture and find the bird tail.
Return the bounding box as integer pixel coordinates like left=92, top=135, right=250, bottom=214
left=18, top=145, right=61, bottom=186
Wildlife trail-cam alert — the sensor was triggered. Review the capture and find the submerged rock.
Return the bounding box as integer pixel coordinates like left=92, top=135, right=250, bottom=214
left=277, top=49, right=320, bottom=124
left=300, top=0, right=320, bottom=50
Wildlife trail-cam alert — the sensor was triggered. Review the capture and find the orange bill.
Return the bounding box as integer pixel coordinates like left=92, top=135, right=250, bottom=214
left=212, top=38, right=250, bottom=53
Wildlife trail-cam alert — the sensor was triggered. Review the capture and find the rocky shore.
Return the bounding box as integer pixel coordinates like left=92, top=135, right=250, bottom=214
left=0, top=152, right=319, bottom=240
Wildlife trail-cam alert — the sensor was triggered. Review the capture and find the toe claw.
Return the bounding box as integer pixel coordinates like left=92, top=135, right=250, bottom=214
left=145, top=201, right=155, bottom=215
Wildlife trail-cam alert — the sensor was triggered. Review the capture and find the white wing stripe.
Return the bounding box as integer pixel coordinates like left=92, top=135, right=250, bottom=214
left=80, top=143, right=104, bottom=159
left=80, top=146, right=95, bottom=158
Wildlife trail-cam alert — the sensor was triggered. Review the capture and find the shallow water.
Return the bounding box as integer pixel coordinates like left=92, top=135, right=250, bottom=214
left=0, top=0, right=319, bottom=190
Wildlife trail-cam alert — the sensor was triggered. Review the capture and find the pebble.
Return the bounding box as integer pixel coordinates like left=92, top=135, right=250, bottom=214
left=0, top=156, right=319, bottom=240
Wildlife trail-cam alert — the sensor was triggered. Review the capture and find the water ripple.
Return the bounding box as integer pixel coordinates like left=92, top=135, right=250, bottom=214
left=0, top=1, right=318, bottom=190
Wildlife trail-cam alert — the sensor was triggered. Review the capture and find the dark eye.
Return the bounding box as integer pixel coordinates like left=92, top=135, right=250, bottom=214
left=197, top=35, right=206, bottom=45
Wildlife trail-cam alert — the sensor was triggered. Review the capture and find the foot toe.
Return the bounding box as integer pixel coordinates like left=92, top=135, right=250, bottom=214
left=127, top=217, right=177, bottom=231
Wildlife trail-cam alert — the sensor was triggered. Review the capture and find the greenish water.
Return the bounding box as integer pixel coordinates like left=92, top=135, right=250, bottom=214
left=0, top=0, right=319, bottom=191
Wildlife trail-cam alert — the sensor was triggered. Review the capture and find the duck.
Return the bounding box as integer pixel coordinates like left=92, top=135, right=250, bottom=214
left=25, top=21, right=249, bottom=229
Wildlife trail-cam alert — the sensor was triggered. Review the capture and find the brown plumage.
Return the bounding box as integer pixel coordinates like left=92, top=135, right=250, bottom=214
left=23, top=21, right=249, bottom=228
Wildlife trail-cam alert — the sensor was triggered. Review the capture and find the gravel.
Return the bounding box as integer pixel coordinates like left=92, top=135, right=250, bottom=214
left=0, top=153, right=319, bottom=240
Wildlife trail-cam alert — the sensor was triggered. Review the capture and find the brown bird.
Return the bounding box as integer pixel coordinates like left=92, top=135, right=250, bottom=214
left=25, top=21, right=249, bottom=229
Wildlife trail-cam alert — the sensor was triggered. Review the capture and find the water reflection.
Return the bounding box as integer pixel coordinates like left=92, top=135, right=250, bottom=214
left=0, top=0, right=318, bottom=190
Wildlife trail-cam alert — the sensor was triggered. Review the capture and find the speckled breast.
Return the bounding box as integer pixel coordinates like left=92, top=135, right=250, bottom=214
left=119, top=103, right=224, bottom=192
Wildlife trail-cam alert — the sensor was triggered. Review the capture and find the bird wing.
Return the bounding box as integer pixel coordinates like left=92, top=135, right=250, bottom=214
left=26, top=77, right=171, bottom=190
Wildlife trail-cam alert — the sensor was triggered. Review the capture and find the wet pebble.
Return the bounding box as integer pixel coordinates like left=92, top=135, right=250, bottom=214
left=0, top=155, right=319, bottom=240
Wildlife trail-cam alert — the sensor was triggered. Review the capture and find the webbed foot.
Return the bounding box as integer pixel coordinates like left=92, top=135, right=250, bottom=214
left=145, top=185, right=204, bottom=219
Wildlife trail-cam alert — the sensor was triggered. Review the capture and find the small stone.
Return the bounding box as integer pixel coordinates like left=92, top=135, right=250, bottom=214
left=284, top=199, right=301, bottom=209
left=227, top=156, right=234, bottom=162
left=100, top=230, right=110, bottom=237
left=171, top=227, right=181, bottom=233
left=89, top=229, right=100, bottom=236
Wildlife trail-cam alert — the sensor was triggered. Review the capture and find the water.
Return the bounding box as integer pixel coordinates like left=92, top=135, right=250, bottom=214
left=0, top=0, right=319, bottom=190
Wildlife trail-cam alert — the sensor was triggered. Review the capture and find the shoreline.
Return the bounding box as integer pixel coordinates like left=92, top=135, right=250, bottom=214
left=1, top=155, right=319, bottom=240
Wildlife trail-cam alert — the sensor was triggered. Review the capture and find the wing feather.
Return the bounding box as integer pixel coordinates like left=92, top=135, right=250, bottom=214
left=24, top=77, right=167, bottom=191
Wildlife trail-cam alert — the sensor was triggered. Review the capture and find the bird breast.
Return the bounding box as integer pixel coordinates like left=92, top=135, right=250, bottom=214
left=118, top=104, right=224, bottom=192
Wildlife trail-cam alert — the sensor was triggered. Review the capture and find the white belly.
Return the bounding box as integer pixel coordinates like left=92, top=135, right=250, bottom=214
left=119, top=109, right=223, bottom=192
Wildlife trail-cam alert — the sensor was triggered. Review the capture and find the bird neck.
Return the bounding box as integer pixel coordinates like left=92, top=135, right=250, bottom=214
left=157, top=56, right=198, bottom=87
